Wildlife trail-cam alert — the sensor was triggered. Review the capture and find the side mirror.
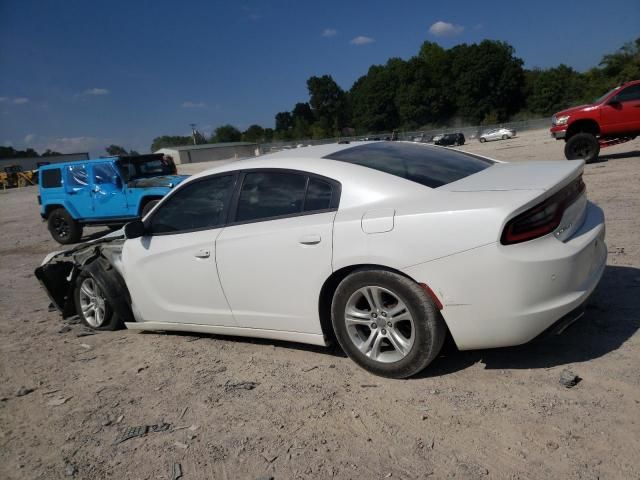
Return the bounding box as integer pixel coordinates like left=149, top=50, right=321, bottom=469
left=124, top=220, right=146, bottom=239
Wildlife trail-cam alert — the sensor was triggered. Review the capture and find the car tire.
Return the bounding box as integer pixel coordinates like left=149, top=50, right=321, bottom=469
left=502, top=134, right=508, bottom=140
left=47, top=208, right=83, bottom=244
left=564, top=133, right=600, bottom=163
left=479, top=137, right=486, bottom=143
left=141, top=199, right=160, bottom=218
left=74, top=271, right=124, bottom=331
left=331, top=269, right=446, bottom=378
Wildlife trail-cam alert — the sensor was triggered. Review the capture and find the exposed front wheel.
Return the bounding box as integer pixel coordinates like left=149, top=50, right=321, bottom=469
left=564, top=133, right=600, bottom=163
left=331, top=270, right=446, bottom=378
left=47, top=208, right=83, bottom=244
left=74, top=272, right=123, bottom=330
left=502, top=134, right=508, bottom=140
left=479, top=137, right=486, bottom=143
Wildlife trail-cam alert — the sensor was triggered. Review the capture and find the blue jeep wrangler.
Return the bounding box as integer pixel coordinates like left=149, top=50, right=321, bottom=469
left=38, top=154, right=188, bottom=244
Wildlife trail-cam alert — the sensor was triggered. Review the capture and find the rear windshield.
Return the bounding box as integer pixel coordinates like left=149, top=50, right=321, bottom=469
left=324, top=142, right=494, bottom=188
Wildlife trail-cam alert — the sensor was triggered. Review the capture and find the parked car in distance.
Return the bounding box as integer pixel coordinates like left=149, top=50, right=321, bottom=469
left=434, top=132, right=465, bottom=146
left=479, top=127, right=516, bottom=142
left=550, top=79, right=640, bottom=163
left=37, top=142, right=606, bottom=378
left=38, top=154, right=188, bottom=244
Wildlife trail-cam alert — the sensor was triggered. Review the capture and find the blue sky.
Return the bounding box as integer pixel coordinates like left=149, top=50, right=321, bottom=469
left=1, top=0, right=638, bottom=156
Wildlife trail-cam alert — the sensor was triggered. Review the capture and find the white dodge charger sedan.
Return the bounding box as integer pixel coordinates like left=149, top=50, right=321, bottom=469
left=36, top=141, right=607, bottom=378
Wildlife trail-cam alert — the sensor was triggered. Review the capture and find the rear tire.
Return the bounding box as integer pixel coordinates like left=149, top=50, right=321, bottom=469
left=479, top=137, right=486, bottom=143
left=331, top=270, right=446, bottom=378
left=501, top=134, right=508, bottom=140
left=47, top=208, right=83, bottom=244
left=565, top=133, right=600, bottom=163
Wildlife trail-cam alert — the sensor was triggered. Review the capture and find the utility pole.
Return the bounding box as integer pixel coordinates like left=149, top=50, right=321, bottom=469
left=189, top=123, right=198, bottom=145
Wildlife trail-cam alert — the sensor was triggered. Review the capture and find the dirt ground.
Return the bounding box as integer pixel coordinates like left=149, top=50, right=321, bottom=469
left=1, top=129, right=639, bottom=480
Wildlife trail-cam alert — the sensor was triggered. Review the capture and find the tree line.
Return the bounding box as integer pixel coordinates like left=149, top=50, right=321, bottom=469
left=148, top=37, right=638, bottom=152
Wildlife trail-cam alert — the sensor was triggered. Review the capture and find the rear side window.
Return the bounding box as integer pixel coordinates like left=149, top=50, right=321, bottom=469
left=149, top=175, right=235, bottom=234
left=236, top=172, right=307, bottom=222
left=305, top=178, right=333, bottom=211
left=325, top=142, right=493, bottom=188
left=41, top=168, right=62, bottom=188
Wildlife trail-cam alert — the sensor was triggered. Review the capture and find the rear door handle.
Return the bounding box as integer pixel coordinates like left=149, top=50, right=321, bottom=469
left=194, top=249, right=210, bottom=258
left=299, top=234, right=321, bottom=245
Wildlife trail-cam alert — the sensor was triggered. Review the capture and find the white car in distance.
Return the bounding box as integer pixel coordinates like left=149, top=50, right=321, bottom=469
left=37, top=142, right=607, bottom=378
left=479, top=127, right=516, bottom=142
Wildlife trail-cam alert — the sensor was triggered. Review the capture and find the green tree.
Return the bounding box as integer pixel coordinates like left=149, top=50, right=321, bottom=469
left=211, top=124, right=242, bottom=143
left=526, top=65, right=586, bottom=115
left=307, top=75, right=348, bottom=136
left=242, top=124, right=265, bottom=142
left=42, top=149, right=62, bottom=157
left=105, top=145, right=129, bottom=156
left=150, top=135, right=193, bottom=152
left=449, top=40, right=525, bottom=122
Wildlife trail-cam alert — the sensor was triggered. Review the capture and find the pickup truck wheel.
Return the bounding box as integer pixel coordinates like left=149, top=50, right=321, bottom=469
left=74, top=271, right=123, bottom=330
left=48, top=208, right=83, bottom=244
left=565, top=133, right=600, bottom=163
left=141, top=199, right=160, bottom=218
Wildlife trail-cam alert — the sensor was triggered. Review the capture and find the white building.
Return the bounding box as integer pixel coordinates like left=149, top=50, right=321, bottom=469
left=155, top=142, right=258, bottom=165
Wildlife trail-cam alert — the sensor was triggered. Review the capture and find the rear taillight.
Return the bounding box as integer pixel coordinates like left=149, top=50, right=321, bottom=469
left=501, top=175, right=585, bottom=245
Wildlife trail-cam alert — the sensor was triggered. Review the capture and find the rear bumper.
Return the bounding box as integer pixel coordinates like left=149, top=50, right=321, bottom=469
left=403, top=201, right=607, bottom=350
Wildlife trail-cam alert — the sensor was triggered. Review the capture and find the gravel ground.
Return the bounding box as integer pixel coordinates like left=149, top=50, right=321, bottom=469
left=1, top=129, right=639, bottom=479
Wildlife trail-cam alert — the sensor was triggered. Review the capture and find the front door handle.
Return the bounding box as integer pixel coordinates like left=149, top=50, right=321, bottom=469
left=299, top=234, right=321, bottom=245
left=194, top=249, right=210, bottom=258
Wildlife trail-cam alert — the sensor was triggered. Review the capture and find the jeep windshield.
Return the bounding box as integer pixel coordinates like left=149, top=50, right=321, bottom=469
left=116, top=154, right=176, bottom=181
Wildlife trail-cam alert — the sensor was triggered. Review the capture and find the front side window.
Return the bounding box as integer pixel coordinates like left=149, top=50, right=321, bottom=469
left=235, top=172, right=307, bottom=222
left=93, top=163, right=119, bottom=185
left=66, top=165, right=89, bottom=191
left=149, top=175, right=234, bottom=234
left=615, top=85, right=640, bottom=103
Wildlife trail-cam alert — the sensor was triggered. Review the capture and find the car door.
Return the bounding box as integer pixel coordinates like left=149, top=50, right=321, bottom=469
left=600, top=84, right=640, bottom=133
left=216, top=170, right=340, bottom=334
left=64, top=164, right=93, bottom=218
left=121, top=173, right=238, bottom=326
left=90, top=162, right=129, bottom=218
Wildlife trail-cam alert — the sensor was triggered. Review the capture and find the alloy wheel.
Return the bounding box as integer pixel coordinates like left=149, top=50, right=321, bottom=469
left=78, top=277, right=107, bottom=328
left=344, top=286, right=415, bottom=363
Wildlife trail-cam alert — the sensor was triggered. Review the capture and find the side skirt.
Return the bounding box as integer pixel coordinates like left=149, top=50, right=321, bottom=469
left=124, top=321, right=328, bottom=347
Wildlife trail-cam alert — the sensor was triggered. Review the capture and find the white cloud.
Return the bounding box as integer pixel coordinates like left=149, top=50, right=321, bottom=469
left=182, top=101, right=206, bottom=108
left=42, top=136, right=105, bottom=154
left=0, top=96, right=29, bottom=104
left=83, top=88, right=110, bottom=96
left=429, top=21, right=464, bottom=37
left=322, top=28, right=337, bottom=37
left=350, top=36, right=375, bottom=46
left=24, top=133, right=36, bottom=144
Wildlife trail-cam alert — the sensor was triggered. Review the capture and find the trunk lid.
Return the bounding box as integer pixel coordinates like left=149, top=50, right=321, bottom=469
left=440, top=161, right=584, bottom=193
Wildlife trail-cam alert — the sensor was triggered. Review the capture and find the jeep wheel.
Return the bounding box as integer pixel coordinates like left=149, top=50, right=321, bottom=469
left=565, top=133, right=600, bottom=163
left=48, top=208, right=83, bottom=244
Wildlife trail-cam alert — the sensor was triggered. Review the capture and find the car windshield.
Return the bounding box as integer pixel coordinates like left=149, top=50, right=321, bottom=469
left=593, top=86, right=620, bottom=104
left=325, top=142, right=494, bottom=188
left=117, top=155, right=175, bottom=180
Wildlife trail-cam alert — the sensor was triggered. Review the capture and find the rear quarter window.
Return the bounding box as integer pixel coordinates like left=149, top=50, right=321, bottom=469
left=325, top=142, right=493, bottom=188
left=41, top=168, right=62, bottom=188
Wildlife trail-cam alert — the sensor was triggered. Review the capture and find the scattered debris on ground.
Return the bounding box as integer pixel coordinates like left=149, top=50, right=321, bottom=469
left=113, top=422, right=171, bottom=445
left=15, top=386, right=35, bottom=397
left=224, top=381, right=259, bottom=392
left=559, top=369, right=582, bottom=388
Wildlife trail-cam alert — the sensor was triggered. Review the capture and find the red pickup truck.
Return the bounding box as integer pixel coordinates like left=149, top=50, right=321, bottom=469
left=550, top=80, right=640, bottom=163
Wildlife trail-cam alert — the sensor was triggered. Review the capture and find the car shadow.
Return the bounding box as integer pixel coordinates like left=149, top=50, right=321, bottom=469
left=592, top=149, right=640, bottom=163
left=416, top=265, right=640, bottom=378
